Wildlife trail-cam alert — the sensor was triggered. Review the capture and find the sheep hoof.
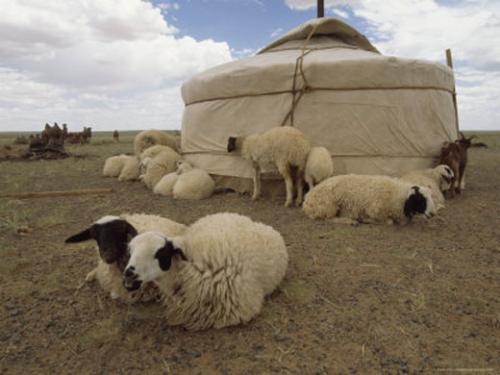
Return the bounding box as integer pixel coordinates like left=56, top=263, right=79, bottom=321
left=251, top=194, right=259, bottom=201
left=284, top=200, right=292, bottom=208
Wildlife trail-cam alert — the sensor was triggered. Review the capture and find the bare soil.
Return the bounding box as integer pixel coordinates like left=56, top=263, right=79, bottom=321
left=0, top=131, right=499, bottom=374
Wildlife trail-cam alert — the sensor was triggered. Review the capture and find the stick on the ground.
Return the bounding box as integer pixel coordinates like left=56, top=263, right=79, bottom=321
left=0, top=188, right=113, bottom=199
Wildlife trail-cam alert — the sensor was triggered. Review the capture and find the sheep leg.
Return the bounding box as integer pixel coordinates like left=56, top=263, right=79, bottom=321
left=455, top=168, right=463, bottom=194
left=85, top=268, right=97, bottom=282
left=295, top=169, right=305, bottom=207
left=252, top=164, right=261, bottom=201
left=279, top=163, right=294, bottom=207
left=459, top=171, right=466, bottom=190
left=330, top=217, right=359, bottom=226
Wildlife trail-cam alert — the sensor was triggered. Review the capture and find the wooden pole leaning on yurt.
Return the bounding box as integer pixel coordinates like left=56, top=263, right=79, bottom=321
left=446, top=48, right=460, bottom=133
left=317, top=0, right=324, bottom=18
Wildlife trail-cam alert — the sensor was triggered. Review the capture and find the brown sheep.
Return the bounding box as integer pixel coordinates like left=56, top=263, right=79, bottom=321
left=113, top=130, right=119, bottom=143
left=439, top=132, right=475, bottom=196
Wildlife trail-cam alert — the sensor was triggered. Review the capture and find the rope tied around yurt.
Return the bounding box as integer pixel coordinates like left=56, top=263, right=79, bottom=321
left=280, top=23, right=319, bottom=127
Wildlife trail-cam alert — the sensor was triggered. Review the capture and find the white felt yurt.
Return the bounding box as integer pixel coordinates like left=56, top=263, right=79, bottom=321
left=180, top=17, right=458, bottom=193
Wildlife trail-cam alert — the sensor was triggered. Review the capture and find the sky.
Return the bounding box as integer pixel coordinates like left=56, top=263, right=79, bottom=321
left=0, top=0, right=499, bottom=131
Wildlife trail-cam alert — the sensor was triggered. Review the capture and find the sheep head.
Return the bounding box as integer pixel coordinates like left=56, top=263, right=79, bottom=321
left=227, top=136, right=245, bottom=153
left=404, top=186, right=436, bottom=220
left=65, top=216, right=138, bottom=265
left=456, top=132, right=476, bottom=149
left=176, top=159, right=193, bottom=175
left=435, top=164, right=455, bottom=191
left=123, top=232, right=186, bottom=291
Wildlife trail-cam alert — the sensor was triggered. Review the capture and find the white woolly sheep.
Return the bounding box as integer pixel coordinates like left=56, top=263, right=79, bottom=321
left=102, top=155, right=129, bottom=177
left=172, top=160, right=215, bottom=200
left=65, top=214, right=186, bottom=303
left=139, top=145, right=177, bottom=162
left=227, top=126, right=311, bottom=207
left=118, top=156, right=141, bottom=181
left=123, top=212, right=288, bottom=330
left=134, top=129, right=179, bottom=155
left=400, top=164, right=454, bottom=210
left=303, top=174, right=437, bottom=225
left=141, top=148, right=181, bottom=190
left=153, top=172, right=178, bottom=196
left=305, top=146, right=334, bottom=188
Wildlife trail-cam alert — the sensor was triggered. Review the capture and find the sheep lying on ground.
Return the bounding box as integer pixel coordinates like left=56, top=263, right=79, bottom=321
left=305, top=146, right=334, bottom=188
left=134, top=129, right=179, bottom=155
left=227, top=126, right=311, bottom=207
left=439, top=132, right=474, bottom=196
left=118, top=156, right=141, bottom=181
left=153, top=172, right=178, bottom=196
left=141, top=148, right=181, bottom=189
left=172, top=160, right=215, bottom=200
left=65, top=214, right=186, bottom=303
left=303, top=174, right=437, bottom=225
left=139, top=145, right=176, bottom=162
left=103, top=155, right=141, bottom=181
left=123, top=212, right=288, bottom=330
left=102, top=155, right=129, bottom=177
left=400, top=165, right=454, bottom=210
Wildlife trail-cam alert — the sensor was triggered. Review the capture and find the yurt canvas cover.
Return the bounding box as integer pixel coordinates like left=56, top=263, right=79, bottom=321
left=181, top=18, right=458, bottom=193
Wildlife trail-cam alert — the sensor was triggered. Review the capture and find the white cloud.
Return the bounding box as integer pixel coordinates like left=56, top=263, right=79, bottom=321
left=331, top=8, right=349, bottom=19
left=284, top=0, right=500, bottom=130
left=270, top=27, right=285, bottom=38
left=0, top=0, right=232, bottom=131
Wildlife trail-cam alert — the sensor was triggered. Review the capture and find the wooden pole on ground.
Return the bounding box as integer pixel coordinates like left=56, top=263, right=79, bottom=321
left=446, top=48, right=460, bottom=133
left=317, top=0, right=324, bottom=18
left=0, top=188, right=113, bottom=199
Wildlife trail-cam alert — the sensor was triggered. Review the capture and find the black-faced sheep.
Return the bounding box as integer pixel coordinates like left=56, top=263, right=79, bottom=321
left=400, top=164, right=454, bottom=210
left=303, top=174, right=437, bottom=225
left=65, top=214, right=186, bottom=302
left=123, top=212, right=288, bottom=330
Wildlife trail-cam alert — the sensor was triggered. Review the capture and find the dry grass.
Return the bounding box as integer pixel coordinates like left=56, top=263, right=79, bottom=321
left=0, top=130, right=499, bottom=374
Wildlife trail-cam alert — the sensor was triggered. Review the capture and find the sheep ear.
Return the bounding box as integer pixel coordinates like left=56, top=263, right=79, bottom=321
left=65, top=226, right=95, bottom=243
left=227, top=137, right=237, bottom=153
left=173, top=246, right=187, bottom=261
left=125, top=222, right=138, bottom=241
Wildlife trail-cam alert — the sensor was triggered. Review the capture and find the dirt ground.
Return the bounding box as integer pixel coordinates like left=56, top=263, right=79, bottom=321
left=0, top=131, right=499, bottom=374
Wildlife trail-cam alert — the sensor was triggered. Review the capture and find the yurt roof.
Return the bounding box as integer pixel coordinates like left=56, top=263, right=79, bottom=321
left=181, top=17, right=454, bottom=107
left=258, top=17, right=379, bottom=54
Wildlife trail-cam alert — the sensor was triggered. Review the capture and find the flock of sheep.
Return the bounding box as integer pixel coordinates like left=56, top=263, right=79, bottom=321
left=65, top=126, right=472, bottom=330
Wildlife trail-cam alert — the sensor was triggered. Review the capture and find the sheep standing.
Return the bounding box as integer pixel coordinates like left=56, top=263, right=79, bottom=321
left=305, top=146, right=334, bottom=188
left=134, top=129, right=179, bottom=155
left=227, top=126, right=311, bottom=207
left=141, top=148, right=181, bottom=189
left=123, top=212, right=288, bottom=330
left=400, top=165, right=454, bottom=210
left=172, top=160, right=215, bottom=200
left=303, top=174, right=436, bottom=225
left=65, top=214, right=186, bottom=302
